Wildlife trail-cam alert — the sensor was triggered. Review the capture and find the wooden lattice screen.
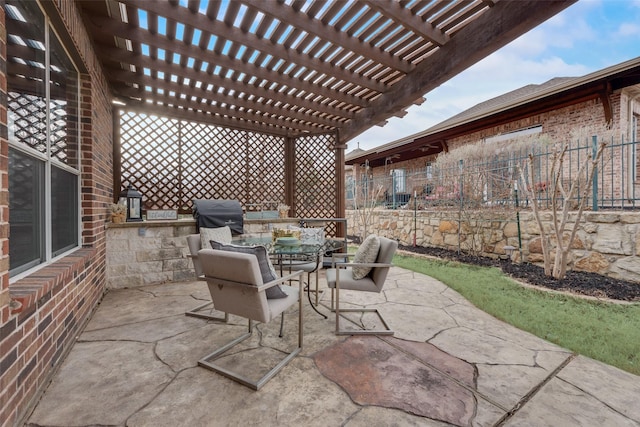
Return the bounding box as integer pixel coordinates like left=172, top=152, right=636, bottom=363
left=117, top=110, right=340, bottom=222
left=294, top=132, right=340, bottom=236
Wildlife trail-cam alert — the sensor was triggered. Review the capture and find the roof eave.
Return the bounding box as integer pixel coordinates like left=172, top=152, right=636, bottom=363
left=346, top=56, right=640, bottom=165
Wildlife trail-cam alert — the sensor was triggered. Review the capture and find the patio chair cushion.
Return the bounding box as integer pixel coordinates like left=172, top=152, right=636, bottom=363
left=200, top=226, right=232, bottom=249
left=209, top=241, right=287, bottom=299
left=352, top=234, right=381, bottom=279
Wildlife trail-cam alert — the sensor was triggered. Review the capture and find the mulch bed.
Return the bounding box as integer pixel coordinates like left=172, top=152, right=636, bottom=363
left=395, top=243, right=640, bottom=303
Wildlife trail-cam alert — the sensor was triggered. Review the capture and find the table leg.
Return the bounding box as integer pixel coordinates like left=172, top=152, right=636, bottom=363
left=306, top=275, right=327, bottom=319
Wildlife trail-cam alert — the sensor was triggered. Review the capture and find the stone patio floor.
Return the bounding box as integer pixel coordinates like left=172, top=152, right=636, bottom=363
left=26, top=267, right=640, bottom=426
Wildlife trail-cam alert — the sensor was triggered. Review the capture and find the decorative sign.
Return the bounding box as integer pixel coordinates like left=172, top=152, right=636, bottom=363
left=146, top=209, right=179, bottom=221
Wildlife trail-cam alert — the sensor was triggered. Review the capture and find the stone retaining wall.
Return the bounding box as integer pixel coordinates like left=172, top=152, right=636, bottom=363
left=347, top=209, right=640, bottom=283
left=105, top=212, right=640, bottom=286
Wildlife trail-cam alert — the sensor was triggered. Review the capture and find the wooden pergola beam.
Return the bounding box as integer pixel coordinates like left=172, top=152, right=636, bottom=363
left=99, top=45, right=358, bottom=121
left=341, top=0, right=577, bottom=142
left=111, top=71, right=346, bottom=129
left=362, top=0, right=449, bottom=46
left=86, top=16, right=370, bottom=109
left=243, top=0, right=413, bottom=74
left=112, top=82, right=334, bottom=133
left=120, top=0, right=386, bottom=93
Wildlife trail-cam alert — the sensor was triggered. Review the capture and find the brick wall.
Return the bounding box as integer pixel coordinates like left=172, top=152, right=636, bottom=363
left=0, top=1, right=113, bottom=426
left=378, top=95, right=619, bottom=178
left=446, top=97, right=614, bottom=149
left=445, top=97, right=621, bottom=202
left=0, top=1, right=9, bottom=328
left=356, top=90, right=640, bottom=205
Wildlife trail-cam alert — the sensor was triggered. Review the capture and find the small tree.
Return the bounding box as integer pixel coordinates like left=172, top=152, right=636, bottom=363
left=518, top=139, right=607, bottom=279
left=352, top=169, right=384, bottom=241
left=433, top=141, right=524, bottom=255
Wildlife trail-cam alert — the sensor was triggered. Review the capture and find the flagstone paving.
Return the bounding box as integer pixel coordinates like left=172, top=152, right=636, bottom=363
left=26, top=268, right=640, bottom=426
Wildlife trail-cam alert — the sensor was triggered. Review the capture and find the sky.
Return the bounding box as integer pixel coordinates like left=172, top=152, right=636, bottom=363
left=350, top=0, right=640, bottom=153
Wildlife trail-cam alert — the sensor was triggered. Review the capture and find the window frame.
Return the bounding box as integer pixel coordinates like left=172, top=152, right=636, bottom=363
left=7, top=1, right=82, bottom=281
left=392, top=168, right=406, bottom=193
left=484, top=125, right=542, bottom=144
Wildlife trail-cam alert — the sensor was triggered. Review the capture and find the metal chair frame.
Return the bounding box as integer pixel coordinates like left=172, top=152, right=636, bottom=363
left=326, top=237, right=397, bottom=336
left=198, top=250, right=304, bottom=390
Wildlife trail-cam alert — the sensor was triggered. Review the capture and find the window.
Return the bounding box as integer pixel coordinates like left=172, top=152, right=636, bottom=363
left=485, top=125, right=542, bottom=144
left=6, top=1, right=80, bottom=277
left=346, top=175, right=354, bottom=201
left=425, top=162, right=433, bottom=179
left=633, top=114, right=639, bottom=182
left=425, top=162, right=434, bottom=195
left=392, top=168, right=406, bottom=193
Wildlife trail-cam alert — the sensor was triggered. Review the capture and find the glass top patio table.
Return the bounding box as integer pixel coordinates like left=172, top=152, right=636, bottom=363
left=231, top=235, right=345, bottom=318
left=231, top=235, right=344, bottom=257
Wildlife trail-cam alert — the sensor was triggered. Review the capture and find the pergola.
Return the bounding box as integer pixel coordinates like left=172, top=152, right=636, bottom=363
left=0, top=4, right=583, bottom=423
left=75, top=0, right=575, bottom=222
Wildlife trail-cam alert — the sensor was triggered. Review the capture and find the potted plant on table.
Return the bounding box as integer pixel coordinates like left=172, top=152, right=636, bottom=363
left=109, top=203, right=127, bottom=223
left=277, top=203, right=290, bottom=218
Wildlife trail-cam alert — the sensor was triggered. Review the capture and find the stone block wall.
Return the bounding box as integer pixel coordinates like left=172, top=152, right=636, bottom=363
left=347, top=209, right=640, bottom=284
left=105, top=218, right=299, bottom=289
left=106, top=221, right=198, bottom=288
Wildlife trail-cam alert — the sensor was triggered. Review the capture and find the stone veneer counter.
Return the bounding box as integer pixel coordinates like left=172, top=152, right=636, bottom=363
left=105, top=218, right=299, bottom=289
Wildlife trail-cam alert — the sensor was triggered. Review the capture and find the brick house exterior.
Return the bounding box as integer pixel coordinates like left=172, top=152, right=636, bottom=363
left=0, top=2, right=113, bottom=425
left=347, top=58, right=640, bottom=203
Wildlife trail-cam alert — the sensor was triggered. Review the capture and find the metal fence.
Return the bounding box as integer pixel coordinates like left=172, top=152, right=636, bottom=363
left=347, top=136, right=639, bottom=212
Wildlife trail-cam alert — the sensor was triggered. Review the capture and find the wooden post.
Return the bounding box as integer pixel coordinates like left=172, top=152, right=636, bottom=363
left=113, top=108, right=122, bottom=202
left=335, top=131, right=346, bottom=238
left=285, top=136, right=295, bottom=216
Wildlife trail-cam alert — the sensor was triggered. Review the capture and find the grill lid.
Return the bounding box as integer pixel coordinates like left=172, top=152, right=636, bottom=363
left=192, top=199, right=244, bottom=235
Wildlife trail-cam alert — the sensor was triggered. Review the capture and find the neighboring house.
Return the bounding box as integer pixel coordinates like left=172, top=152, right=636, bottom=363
left=346, top=57, right=640, bottom=208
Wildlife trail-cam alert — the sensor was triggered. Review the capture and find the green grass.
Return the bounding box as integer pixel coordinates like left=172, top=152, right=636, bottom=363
left=393, top=254, right=640, bottom=376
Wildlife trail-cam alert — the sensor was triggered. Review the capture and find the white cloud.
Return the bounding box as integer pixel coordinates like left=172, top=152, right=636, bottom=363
left=617, top=22, right=640, bottom=36
left=493, top=1, right=598, bottom=59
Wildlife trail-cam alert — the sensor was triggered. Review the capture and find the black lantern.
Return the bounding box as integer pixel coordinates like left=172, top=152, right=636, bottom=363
left=118, top=184, right=143, bottom=222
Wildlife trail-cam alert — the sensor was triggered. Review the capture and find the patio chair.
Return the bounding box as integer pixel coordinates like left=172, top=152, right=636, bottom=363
left=326, top=235, right=398, bottom=336
left=184, top=227, right=232, bottom=321
left=197, top=248, right=304, bottom=390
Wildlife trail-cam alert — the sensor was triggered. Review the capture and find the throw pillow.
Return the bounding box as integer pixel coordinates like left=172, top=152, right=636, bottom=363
left=200, top=226, right=232, bottom=249
left=209, top=241, right=287, bottom=299
left=352, top=234, right=381, bottom=280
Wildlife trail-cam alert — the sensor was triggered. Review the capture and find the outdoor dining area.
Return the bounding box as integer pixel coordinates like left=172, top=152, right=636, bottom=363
left=5, top=2, right=640, bottom=426
left=27, top=200, right=640, bottom=426
left=26, top=250, right=639, bottom=426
